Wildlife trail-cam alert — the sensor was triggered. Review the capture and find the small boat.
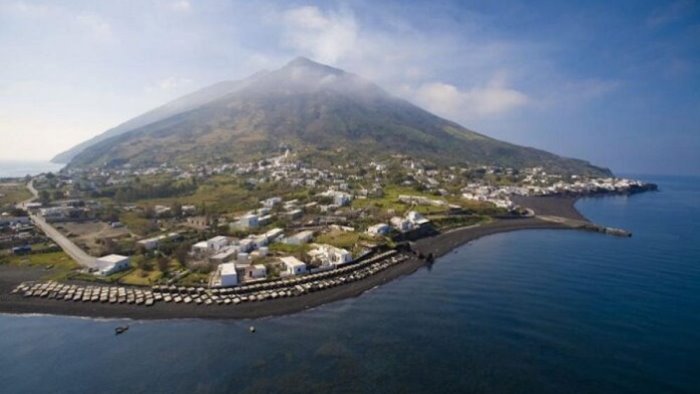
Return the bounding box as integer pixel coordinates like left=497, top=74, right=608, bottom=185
left=115, top=325, right=129, bottom=335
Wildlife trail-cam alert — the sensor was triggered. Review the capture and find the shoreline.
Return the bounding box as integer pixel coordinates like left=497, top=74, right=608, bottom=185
left=0, top=198, right=585, bottom=321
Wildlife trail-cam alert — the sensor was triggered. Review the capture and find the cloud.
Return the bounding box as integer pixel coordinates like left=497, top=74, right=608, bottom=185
left=274, top=4, right=537, bottom=123
left=9, top=1, right=50, bottom=16
left=411, top=76, right=530, bottom=121
left=280, top=6, right=358, bottom=64
left=74, top=13, right=114, bottom=42
left=170, top=0, right=191, bottom=13
left=149, top=76, right=193, bottom=91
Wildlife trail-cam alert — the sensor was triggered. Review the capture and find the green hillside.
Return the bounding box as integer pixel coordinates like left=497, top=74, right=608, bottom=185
left=68, top=57, right=610, bottom=176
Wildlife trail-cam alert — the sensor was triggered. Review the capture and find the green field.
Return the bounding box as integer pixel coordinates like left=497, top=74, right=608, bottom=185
left=120, top=211, right=159, bottom=236
left=352, top=185, right=458, bottom=216
left=1, top=251, right=79, bottom=270
left=315, top=230, right=370, bottom=249
left=133, top=176, right=309, bottom=215
left=119, top=268, right=163, bottom=286
left=0, top=251, right=80, bottom=281
left=176, top=272, right=209, bottom=287
left=0, top=183, right=32, bottom=206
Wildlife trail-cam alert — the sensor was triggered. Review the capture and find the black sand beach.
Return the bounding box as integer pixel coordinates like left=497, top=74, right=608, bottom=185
left=0, top=198, right=581, bottom=320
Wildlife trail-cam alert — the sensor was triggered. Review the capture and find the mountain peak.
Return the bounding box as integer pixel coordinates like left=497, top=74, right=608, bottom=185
left=282, top=56, right=345, bottom=76
left=61, top=57, right=611, bottom=177
left=286, top=56, right=317, bottom=66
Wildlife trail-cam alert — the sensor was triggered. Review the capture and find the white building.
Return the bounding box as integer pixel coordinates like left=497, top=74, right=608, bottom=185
left=265, top=228, right=284, bottom=241
left=137, top=232, right=180, bottom=251
left=237, top=252, right=249, bottom=264
left=407, top=211, right=430, bottom=226
left=283, top=230, right=314, bottom=245
left=308, top=244, right=352, bottom=269
left=320, top=190, right=352, bottom=206
left=258, top=214, right=273, bottom=226
left=252, top=234, right=269, bottom=249
left=286, top=209, right=303, bottom=220
left=280, top=256, right=307, bottom=276
left=262, top=197, right=282, bottom=208
left=206, top=236, right=230, bottom=252
left=210, top=246, right=239, bottom=264
left=390, top=216, right=413, bottom=232
left=191, top=241, right=209, bottom=256
left=39, top=207, right=68, bottom=220
left=238, top=238, right=255, bottom=253
left=237, top=213, right=259, bottom=230
left=366, top=223, right=390, bottom=236
left=244, top=264, right=267, bottom=281
left=95, top=254, right=130, bottom=276
left=154, top=205, right=171, bottom=217
left=217, top=262, right=238, bottom=287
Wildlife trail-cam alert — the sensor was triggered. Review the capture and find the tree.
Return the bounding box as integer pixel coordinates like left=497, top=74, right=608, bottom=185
left=114, top=189, right=127, bottom=203
left=171, top=202, right=182, bottom=218
left=101, top=238, right=117, bottom=255
left=174, top=244, right=189, bottom=265
left=38, top=190, right=50, bottom=204
left=137, top=257, right=154, bottom=272
left=157, top=256, right=170, bottom=273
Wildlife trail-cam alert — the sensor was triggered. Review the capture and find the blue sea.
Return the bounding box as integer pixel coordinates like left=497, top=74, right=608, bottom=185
left=1, top=175, right=699, bottom=393
left=0, top=160, right=64, bottom=178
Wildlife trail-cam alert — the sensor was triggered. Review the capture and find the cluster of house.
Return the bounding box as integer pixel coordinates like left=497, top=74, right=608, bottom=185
left=389, top=211, right=431, bottom=233
left=137, top=232, right=183, bottom=251
left=533, top=177, right=650, bottom=195
left=36, top=200, right=98, bottom=222
left=364, top=210, right=431, bottom=236
left=191, top=226, right=355, bottom=287
left=193, top=227, right=281, bottom=261
left=460, top=171, right=652, bottom=210
left=0, top=214, right=36, bottom=251
left=461, top=185, right=517, bottom=209
left=152, top=204, right=197, bottom=217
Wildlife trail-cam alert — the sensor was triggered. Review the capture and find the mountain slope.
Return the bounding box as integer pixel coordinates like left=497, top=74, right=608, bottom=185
left=51, top=71, right=268, bottom=163
left=67, top=57, right=610, bottom=176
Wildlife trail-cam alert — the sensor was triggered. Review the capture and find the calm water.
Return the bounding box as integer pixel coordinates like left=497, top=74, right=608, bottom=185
left=0, top=160, right=64, bottom=178
left=1, top=175, right=699, bottom=393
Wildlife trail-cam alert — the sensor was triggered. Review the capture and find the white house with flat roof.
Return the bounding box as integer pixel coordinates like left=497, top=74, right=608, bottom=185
left=407, top=211, right=430, bottom=226
left=137, top=232, right=180, bottom=251
left=366, top=223, right=390, bottom=236
left=390, top=216, right=413, bottom=232
left=210, top=245, right=239, bottom=264
left=95, top=254, right=130, bottom=276
left=283, top=230, right=314, bottom=245
left=262, top=197, right=282, bottom=208
left=192, top=241, right=209, bottom=256
left=308, top=244, right=352, bottom=269
left=216, top=262, right=238, bottom=287
left=320, top=190, right=352, bottom=206
left=280, top=256, right=307, bottom=276
left=265, top=228, right=284, bottom=241
left=207, top=236, right=230, bottom=252
left=237, top=213, right=259, bottom=230
left=244, top=264, right=267, bottom=281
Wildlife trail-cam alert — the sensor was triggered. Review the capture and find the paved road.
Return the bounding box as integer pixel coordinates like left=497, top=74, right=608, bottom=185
left=19, top=179, right=98, bottom=269
left=30, top=214, right=97, bottom=268
left=16, top=179, right=38, bottom=209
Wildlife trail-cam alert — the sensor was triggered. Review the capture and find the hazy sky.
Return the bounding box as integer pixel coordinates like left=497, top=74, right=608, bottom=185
left=1, top=0, right=698, bottom=175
